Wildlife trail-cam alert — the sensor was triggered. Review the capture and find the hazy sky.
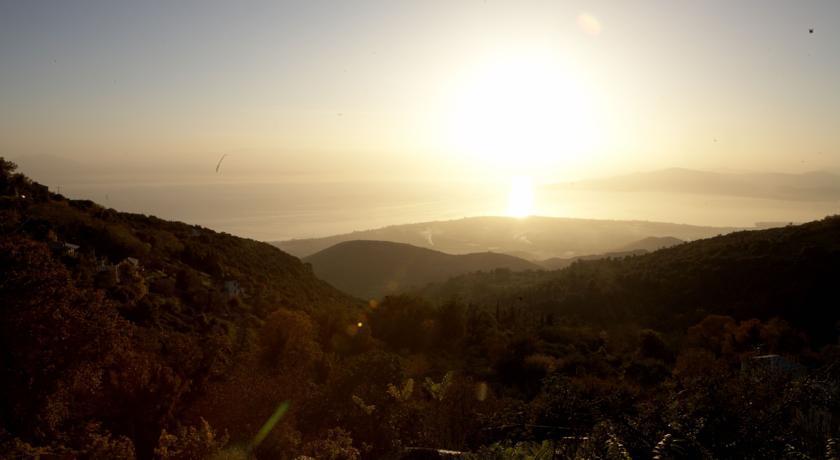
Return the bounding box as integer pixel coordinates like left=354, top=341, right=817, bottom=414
left=2, top=0, right=840, bottom=184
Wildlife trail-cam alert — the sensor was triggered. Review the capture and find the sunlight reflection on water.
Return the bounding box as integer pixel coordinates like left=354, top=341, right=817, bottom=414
left=55, top=181, right=838, bottom=241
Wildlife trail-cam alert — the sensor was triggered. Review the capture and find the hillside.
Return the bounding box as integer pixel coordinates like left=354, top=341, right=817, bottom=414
left=420, top=216, right=840, bottom=341
left=273, top=215, right=737, bottom=260
left=6, top=157, right=840, bottom=459
left=0, top=159, right=367, bottom=458
left=305, top=240, right=540, bottom=299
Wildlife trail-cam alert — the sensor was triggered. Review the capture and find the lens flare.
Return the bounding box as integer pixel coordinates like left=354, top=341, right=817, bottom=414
left=577, top=13, right=602, bottom=36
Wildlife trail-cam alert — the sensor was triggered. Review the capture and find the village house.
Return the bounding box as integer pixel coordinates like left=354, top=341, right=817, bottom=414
left=195, top=271, right=213, bottom=288
left=223, top=280, right=244, bottom=299
left=95, top=259, right=120, bottom=286
left=49, top=241, right=80, bottom=258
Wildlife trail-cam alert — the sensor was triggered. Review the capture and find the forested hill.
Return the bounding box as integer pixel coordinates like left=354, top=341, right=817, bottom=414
left=6, top=156, right=840, bottom=459
left=420, top=216, right=840, bottom=342
left=0, top=159, right=366, bottom=458
left=0, top=163, right=354, bottom=317
left=305, top=240, right=540, bottom=299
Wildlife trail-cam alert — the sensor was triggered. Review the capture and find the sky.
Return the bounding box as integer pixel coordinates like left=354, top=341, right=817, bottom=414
left=2, top=1, right=840, bottom=181
left=1, top=1, right=840, bottom=238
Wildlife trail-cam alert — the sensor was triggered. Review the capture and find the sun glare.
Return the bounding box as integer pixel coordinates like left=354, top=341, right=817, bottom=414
left=507, top=176, right=534, bottom=218
left=448, top=53, right=598, bottom=173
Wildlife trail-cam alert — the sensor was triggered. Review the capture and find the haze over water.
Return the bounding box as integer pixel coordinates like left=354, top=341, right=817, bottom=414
left=39, top=175, right=838, bottom=240
left=4, top=1, right=840, bottom=239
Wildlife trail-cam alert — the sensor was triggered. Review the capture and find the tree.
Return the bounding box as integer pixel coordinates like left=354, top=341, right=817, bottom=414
left=436, top=300, right=467, bottom=347
left=0, top=157, right=18, bottom=177
left=638, top=329, right=674, bottom=362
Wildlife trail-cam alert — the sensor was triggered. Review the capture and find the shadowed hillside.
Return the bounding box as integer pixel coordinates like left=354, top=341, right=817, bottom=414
left=0, top=159, right=368, bottom=458
left=6, top=157, right=840, bottom=459
left=420, top=216, right=840, bottom=341
left=305, top=240, right=540, bottom=299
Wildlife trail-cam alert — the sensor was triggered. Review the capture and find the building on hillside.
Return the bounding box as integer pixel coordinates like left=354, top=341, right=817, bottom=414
left=95, top=260, right=120, bottom=287
left=63, top=243, right=80, bottom=257
left=50, top=241, right=80, bottom=258
left=401, top=447, right=466, bottom=459
left=196, top=271, right=213, bottom=288
left=224, top=280, right=243, bottom=299
left=145, top=269, right=167, bottom=280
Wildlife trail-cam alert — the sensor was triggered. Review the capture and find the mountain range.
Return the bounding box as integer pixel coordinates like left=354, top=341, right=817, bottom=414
left=551, top=167, right=840, bottom=202
left=538, top=236, right=685, bottom=270
left=274, top=216, right=736, bottom=261
left=305, top=236, right=687, bottom=298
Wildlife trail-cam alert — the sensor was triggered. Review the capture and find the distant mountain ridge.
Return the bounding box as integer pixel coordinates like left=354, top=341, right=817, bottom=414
left=538, top=249, right=649, bottom=271
left=618, top=236, right=684, bottom=252
left=551, top=168, right=840, bottom=201
left=273, top=216, right=738, bottom=261
left=538, top=236, right=685, bottom=269
left=304, top=240, right=540, bottom=299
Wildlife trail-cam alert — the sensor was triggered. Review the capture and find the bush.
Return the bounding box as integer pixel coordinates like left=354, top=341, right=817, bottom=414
left=154, top=418, right=228, bottom=460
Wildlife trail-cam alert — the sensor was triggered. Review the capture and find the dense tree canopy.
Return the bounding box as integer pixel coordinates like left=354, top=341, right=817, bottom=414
left=2, top=159, right=840, bottom=459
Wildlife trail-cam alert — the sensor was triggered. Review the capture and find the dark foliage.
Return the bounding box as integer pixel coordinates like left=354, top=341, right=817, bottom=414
left=3, top=159, right=840, bottom=459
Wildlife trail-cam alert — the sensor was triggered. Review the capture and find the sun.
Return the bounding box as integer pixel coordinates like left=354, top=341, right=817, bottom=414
left=447, top=52, right=598, bottom=173
left=507, top=176, right=534, bottom=218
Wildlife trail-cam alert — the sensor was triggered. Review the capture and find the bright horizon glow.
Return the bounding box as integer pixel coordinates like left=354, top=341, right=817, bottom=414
left=507, top=176, right=535, bottom=218
left=2, top=3, right=839, bottom=179
left=447, top=52, right=599, bottom=175
left=2, top=2, right=840, bottom=239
